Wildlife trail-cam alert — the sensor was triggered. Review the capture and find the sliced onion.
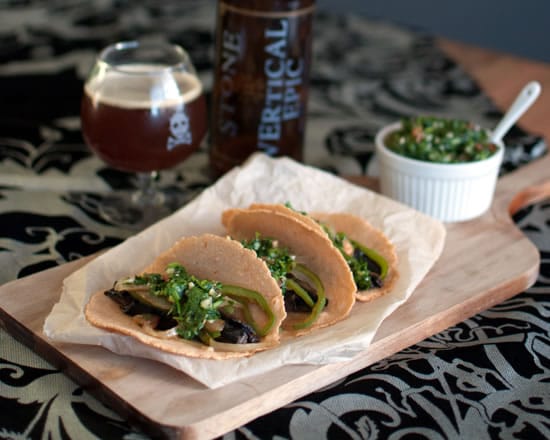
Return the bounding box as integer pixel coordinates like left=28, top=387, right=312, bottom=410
left=134, top=319, right=268, bottom=352
left=204, top=319, right=225, bottom=333
left=138, top=322, right=179, bottom=339
left=207, top=338, right=272, bottom=352
left=132, top=314, right=160, bottom=328
left=114, top=280, right=149, bottom=292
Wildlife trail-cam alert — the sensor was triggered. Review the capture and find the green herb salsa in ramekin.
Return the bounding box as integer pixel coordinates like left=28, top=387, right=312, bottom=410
left=385, top=116, right=499, bottom=164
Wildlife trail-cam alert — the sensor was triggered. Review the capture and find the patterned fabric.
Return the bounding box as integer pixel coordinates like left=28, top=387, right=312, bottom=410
left=0, top=1, right=548, bottom=439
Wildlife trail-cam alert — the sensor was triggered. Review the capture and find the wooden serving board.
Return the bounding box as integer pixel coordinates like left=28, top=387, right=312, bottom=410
left=1, top=154, right=548, bottom=440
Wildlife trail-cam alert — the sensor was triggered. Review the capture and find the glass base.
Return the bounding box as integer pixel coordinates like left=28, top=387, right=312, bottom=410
left=96, top=172, right=189, bottom=230
left=98, top=190, right=174, bottom=230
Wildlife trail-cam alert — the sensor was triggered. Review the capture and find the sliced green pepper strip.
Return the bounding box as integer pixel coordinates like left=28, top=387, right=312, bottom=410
left=291, top=264, right=326, bottom=330
left=351, top=239, right=389, bottom=280
left=199, top=329, right=222, bottom=346
left=220, top=285, right=275, bottom=337
left=285, top=278, right=315, bottom=308
left=198, top=330, right=212, bottom=346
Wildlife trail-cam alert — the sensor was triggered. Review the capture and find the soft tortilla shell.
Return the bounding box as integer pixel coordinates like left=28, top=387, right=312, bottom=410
left=312, top=212, right=399, bottom=302
left=85, top=234, right=286, bottom=359
left=222, top=209, right=356, bottom=337
left=248, top=204, right=398, bottom=303
left=249, top=203, right=319, bottom=229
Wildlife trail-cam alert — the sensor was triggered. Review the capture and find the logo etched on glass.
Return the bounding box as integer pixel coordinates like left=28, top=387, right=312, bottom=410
left=167, top=108, right=192, bottom=151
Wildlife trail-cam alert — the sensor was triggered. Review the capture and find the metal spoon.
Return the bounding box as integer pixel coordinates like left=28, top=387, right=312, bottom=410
left=491, top=81, right=541, bottom=144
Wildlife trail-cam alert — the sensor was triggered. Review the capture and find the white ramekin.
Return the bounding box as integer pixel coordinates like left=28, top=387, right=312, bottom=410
left=375, top=122, right=504, bottom=222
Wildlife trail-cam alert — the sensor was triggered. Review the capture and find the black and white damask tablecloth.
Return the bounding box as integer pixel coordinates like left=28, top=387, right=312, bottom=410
left=1, top=1, right=549, bottom=439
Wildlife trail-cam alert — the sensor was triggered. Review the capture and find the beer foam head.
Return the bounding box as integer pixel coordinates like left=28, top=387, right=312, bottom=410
left=85, top=63, right=203, bottom=109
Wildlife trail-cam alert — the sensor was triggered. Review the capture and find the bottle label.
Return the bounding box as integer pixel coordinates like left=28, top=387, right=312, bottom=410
left=211, top=1, right=314, bottom=173
left=257, top=18, right=303, bottom=154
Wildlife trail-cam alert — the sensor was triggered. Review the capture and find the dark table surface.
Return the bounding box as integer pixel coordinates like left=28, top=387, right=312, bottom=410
left=1, top=1, right=549, bottom=439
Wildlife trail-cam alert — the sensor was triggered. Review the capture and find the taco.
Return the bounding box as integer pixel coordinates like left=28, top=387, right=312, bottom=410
left=248, top=204, right=399, bottom=303
left=222, top=208, right=356, bottom=337
left=85, top=234, right=286, bottom=359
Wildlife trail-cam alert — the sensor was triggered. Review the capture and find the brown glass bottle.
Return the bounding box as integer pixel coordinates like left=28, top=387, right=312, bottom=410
left=209, top=0, right=315, bottom=176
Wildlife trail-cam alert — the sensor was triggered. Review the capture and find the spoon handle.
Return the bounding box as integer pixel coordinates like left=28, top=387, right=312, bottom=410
left=491, top=81, right=541, bottom=143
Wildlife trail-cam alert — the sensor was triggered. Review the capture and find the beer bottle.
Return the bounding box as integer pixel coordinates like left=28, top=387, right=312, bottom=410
left=209, top=0, right=315, bottom=176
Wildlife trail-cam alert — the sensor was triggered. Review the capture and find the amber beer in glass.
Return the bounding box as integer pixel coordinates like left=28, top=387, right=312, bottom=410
left=209, top=0, right=315, bottom=175
left=81, top=74, right=206, bottom=173
left=80, top=41, right=206, bottom=228
left=81, top=59, right=206, bottom=172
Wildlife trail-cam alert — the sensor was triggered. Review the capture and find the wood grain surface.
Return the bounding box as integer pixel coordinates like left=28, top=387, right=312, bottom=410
left=1, top=153, right=548, bottom=440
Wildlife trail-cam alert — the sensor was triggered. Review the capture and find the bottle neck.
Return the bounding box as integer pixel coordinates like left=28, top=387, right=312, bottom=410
left=219, top=0, right=315, bottom=14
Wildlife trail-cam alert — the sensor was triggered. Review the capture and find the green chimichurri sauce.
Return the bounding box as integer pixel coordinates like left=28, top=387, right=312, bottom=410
left=241, top=234, right=296, bottom=293
left=385, top=116, right=498, bottom=163
left=126, top=263, right=224, bottom=340
left=114, top=262, right=276, bottom=341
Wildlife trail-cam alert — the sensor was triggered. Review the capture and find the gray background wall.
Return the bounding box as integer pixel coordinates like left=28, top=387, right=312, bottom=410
left=318, top=0, right=550, bottom=63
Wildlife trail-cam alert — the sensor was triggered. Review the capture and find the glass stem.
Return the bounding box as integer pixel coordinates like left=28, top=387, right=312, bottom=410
left=132, top=171, right=165, bottom=208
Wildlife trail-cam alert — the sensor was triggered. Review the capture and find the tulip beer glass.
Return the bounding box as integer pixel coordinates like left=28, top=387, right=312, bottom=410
left=81, top=41, right=207, bottom=227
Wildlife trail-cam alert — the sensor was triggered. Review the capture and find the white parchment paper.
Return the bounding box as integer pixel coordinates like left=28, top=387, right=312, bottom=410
left=43, top=153, right=446, bottom=388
